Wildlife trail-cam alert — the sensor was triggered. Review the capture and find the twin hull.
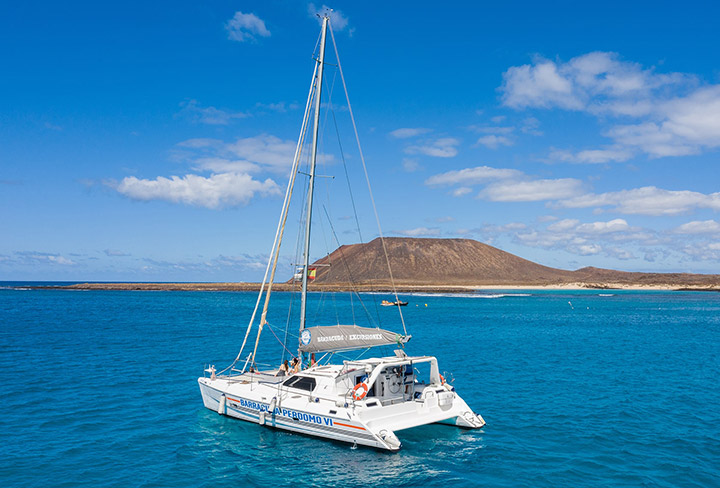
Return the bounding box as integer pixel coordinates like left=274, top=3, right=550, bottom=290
left=198, top=373, right=483, bottom=451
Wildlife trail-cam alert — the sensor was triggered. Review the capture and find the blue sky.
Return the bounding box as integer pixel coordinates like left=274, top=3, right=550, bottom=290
left=2, top=1, right=720, bottom=281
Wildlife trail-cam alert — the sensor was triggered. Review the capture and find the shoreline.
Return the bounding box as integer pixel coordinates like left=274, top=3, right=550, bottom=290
left=32, top=282, right=720, bottom=293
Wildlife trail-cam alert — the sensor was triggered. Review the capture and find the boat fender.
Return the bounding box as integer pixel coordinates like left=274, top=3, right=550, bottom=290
left=217, top=394, right=226, bottom=415
left=352, top=382, right=369, bottom=401
left=259, top=411, right=266, bottom=426
left=269, top=396, right=277, bottom=415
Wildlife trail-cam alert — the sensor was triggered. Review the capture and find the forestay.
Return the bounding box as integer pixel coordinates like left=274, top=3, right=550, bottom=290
left=298, top=325, right=410, bottom=353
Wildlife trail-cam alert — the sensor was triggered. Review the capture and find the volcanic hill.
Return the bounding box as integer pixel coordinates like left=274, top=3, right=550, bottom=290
left=308, top=237, right=720, bottom=289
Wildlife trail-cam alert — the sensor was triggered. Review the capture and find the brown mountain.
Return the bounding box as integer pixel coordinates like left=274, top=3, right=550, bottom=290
left=307, top=237, right=720, bottom=289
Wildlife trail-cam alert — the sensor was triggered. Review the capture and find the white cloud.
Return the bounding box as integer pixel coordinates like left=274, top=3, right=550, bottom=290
left=434, top=216, right=455, bottom=223
left=452, top=187, right=472, bottom=197
left=405, top=137, right=460, bottom=158
left=116, top=173, right=280, bottom=209
left=425, top=165, right=522, bottom=186
left=502, top=59, right=581, bottom=110
left=179, top=99, right=248, bottom=125
left=682, top=242, right=720, bottom=261
left=557, top=186, right=720, bottom=216
left=501, top=52, right=720, bottom=160
left=520, top=117, right=543, bottom=135
left=501, top=51, right=687, bottom=113
left=480, top=178, right=584, bottom=202
left=226, top=12, right=270, bottom=42
left=178, top=134, right=308, bottom=174
left=477, top=135, right=513, bottom=149
left=390, top=128, right=432, bottom=139
left=576, top=218, right=630, bottom=234
left=673, top=220, right=720, bottom=234
left=13, top=252, right=76, bottom=266
left=549, top=146, right=634, bottom=163
left=402, top=158, right=420, bottom=172
left=547, top=219, right=579, bottom=232
left=309, top=4, right=349, bottom=31
left=192, top=157, right=260, bottom=174
left=395, top=227, right=441, bottom=237
left=225, top=135, right=300, bottom=171
left=255, top=101, right=300, bottom=112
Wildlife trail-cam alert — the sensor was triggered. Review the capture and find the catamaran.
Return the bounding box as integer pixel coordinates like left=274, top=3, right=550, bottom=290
left=198, top=13, right=485, bottom=451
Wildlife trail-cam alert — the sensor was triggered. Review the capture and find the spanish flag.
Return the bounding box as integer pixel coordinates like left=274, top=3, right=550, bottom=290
left=308, top=267, right=317, bottom=281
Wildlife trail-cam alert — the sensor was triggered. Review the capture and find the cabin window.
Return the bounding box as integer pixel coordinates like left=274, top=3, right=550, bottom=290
left=288, top=376, right=316, bottom=392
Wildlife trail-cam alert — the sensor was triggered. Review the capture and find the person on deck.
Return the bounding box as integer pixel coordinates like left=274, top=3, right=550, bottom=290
left=277, top=360, right=289, bottom=376
left=310, top=353, right=317, bottom=368
left=291, top=357, right=300, bottom=374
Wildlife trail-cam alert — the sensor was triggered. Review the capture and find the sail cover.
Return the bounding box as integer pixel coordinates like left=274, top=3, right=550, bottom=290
left=298, top=325, right=410, bottom=353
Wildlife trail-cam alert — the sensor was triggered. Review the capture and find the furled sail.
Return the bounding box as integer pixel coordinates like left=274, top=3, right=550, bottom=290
left=298, top=325, right=410, bottom=353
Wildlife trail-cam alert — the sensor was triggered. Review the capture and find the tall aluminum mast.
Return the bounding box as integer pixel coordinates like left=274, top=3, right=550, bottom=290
left=299, top=15, right=329, bottom=352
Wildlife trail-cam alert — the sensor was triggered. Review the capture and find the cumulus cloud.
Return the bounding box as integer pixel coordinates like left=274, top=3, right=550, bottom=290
left=515, top=218, right=651, bottom=260
left=255, top=101, right=300, bottom=113
left=226, top=11, right=270, bottom=42
left=477, top=135, right=513, bottom=149
left=556, top=186, right=720, bottom=216
left=395, top=227, right=441, bottom=237
left=115, top=173, right=280, bottom=209
left=426, top=166, right=522, bottom=186
left=501, top=52, right=720, bottom=160
left=390, top=128, right=432, bottom=139
left=405, top=137, right=460, bottom=158
left=681, top=242, right=720, bottom=261
left=575, top=218, right=630, bottom=234
left=501, top=51, right=688, bottom=113
left=178, top=99, right=249, bottom=125
left=11, top=252, right=76, bottom=266
left=402, top=158, right=420, bottom=172
left=672, top=220, right=720, bottom=234
left=177, top=134, right=310, bottom=174
left=480, top=178, right=583, bottom=202
left=427, top=166, right=582, bottom=203
left=309, top=4, right=349, bottom=31
left=549, top=146, right=634, bottom=164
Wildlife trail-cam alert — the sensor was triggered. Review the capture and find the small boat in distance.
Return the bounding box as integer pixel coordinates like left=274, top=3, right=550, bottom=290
left=381, top=299, right=408, bottom=307
left=198, top=13, right=485, bottom=451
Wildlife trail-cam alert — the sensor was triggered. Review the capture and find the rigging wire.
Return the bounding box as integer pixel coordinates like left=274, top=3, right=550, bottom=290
left=321, top=204, right=378, bottom=327
left=220, top=59, right=319, bottom=375
left=328, top=22, right=408, bottom=336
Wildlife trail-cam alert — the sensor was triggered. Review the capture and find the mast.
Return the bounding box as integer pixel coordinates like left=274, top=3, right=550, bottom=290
left=299, top=15, right=329, bottom=358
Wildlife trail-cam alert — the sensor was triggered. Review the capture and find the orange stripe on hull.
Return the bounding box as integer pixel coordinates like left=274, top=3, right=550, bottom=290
left=334, top=421, right=366, bottom=430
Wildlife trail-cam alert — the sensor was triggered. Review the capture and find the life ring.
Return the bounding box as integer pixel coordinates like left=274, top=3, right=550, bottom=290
left=439, top=374, right=446, bottom=385
left=352, top=382, right=369, bottom=401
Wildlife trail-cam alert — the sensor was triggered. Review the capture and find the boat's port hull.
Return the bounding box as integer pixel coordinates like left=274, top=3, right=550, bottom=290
left=198, top=378, right=396, bottom=450
left=199, top=374, right=483, bottom=451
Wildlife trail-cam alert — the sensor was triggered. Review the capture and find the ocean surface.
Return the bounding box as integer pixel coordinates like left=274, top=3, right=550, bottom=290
left=1, top=283, right=719, bottom=487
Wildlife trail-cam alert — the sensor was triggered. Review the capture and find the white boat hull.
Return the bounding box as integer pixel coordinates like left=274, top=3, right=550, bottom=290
left=198, top=369, right=485, bottom=451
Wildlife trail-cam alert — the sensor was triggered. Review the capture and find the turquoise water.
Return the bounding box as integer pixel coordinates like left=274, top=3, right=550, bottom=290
left=1, top=285, right=719, bottom=487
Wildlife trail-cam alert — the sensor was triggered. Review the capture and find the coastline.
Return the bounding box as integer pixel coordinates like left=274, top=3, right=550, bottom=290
left=34, top=282, right=720, bottom=293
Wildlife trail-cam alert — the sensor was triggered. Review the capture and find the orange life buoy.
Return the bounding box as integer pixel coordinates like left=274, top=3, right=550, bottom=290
left=439, top=374, right=446, bottom=385
left=352, top=382, right=369, bottom=401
